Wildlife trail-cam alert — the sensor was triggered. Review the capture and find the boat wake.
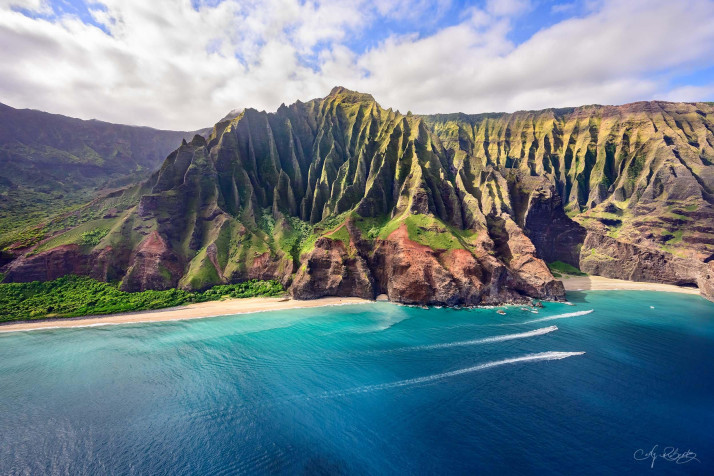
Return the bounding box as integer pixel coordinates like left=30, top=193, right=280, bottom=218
left=310, top=351, right=586, bottom=399
left=383, top=325, right=558, bottom=353
left=521, top=309, right=594, bottom=325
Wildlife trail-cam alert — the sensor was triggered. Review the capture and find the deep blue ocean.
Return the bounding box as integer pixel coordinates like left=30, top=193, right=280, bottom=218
left=1, top=290, right=713, bottom=475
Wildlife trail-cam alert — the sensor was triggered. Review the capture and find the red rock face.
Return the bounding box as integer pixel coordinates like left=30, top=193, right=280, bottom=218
left=3, top=245, right=89, bottom=283
left=377, top=225, right=564, bottom=305
left=120, top=231, right=182, bottom=292
left=291, top=237, right=374, bottom=300
left=371, top=225, right=462, bottom=305
left=290, top=222, right=566, bottom=306
left=247, top=252, right=294, bottom=287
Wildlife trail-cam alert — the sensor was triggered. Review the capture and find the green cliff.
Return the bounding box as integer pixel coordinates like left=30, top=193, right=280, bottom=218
left=3, top=88, right=713, bottom=304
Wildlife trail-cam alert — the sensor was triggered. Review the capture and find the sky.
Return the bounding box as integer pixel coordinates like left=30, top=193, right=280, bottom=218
left=1, top=0, right=713, bottom=131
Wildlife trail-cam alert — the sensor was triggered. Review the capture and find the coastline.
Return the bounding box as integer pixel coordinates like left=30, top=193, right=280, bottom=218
left=0, top=296, right=371, bottom=333
left=0, top=276, right=703, bottom=333
left=560, top=275, right=701, bottom=294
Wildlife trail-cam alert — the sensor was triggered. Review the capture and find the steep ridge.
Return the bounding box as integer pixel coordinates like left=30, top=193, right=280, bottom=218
left=3, top=89, right=713, bottom=303
left=0, top=102, right=199, bottom=242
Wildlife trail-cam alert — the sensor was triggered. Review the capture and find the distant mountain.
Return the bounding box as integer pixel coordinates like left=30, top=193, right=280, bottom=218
left=0, top=102, right=201, bottom=240
left=3, top=88, right=713, bottom=304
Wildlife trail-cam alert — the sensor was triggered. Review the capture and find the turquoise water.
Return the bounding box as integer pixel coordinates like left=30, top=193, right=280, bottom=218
left=0, top=291, right=712, bottom=475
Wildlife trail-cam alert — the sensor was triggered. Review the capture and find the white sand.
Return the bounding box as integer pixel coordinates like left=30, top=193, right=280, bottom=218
left=561, top=275, right=700, bottom=295
left=0, top=296, right=371, bottom=333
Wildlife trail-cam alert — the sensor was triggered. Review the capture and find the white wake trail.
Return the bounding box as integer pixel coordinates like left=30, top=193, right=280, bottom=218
left=312, top=351, right=585, bottom=399
left=522, top=309, right=594, bottom=324
left=388, top=325, right=558, bottom=352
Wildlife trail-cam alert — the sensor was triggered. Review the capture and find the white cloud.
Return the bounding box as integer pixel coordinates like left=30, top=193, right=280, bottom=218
left=0, top=0, right=49, bottom=13
left=486, top=0, right=531, bottom=17
left=550, top=2, right=576, bottom=14
left=0, top=0, right=712, bottom=130
left=662, top=84, right=714, bottom=102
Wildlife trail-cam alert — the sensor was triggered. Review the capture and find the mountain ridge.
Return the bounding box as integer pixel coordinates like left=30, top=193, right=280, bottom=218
left=0, top=101, right=209, bottom=245
left=3, top=89, right=713, bottom=304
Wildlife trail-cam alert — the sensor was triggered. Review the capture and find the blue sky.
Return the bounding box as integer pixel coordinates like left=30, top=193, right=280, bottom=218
left=1, top=0, right=713, bottom=129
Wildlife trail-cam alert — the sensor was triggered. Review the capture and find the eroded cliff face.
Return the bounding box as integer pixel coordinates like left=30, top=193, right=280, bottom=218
left=3, top=89, right=713, bottom=303
left=579, top=232, right=713, bottom=295
left=289, top=217, right=562, bottom=305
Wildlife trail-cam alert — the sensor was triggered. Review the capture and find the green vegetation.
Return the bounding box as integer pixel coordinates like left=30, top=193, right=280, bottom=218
left=548, top=261, right=586, bottom=277
left=0, top=102, right=189, bottom=249
left=583, top=248, right=616, bottom=262
left=32, top=218, right=117, bottom=254
left=666, top=229, right=684, bottom=245
left=179, top=246, right=221, bottom=290
left=279, top=216, right=314, bottom=262
left=0, top=225, right=46, bottom=251
left=661, top=229, right=685, bottom=253
left=325, top=224, right=350, bottom=247
left=405, top=214, right=465, bottom=250
left=0, top=275, right=285, bottom=323
left=352, top=214, right=390, bottom=239
left=257, top=208, right=276, bottom=235
left=80, top=228, right=109, bottom=246
left=353, top=212, right=477, bottom=251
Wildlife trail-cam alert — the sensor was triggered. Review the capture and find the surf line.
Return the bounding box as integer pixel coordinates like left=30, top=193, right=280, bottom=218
left=309, top=351, right=586, bottom=399
left=383, top=325, right=558, bottom=353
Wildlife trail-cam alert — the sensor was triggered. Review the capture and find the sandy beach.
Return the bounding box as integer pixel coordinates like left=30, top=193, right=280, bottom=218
left=0, top=277, right=703, bottom=333
left=0, top=296, right=371, bottom=333
left=561, top=275, right=701, bottom=295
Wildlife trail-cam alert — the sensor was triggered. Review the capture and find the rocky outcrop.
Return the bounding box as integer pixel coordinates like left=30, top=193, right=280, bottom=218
left=290, top=218, right=565, bottom=305
left=247, top=252, right=294, bottom=287
left=291, top=236, right=375, bottom=300
left=580, top=232, right=713, bottom=300
left=3, top=245, right=90, bottom=283
left=120, top=231, right=182, bottom=292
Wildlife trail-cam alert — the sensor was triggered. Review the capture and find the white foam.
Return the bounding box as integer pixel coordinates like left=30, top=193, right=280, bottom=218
left=387, top=325, right=558, bottom=352
left=313, top=351, right=585, bottom=399
left=521, top=309, right=594, bottom=324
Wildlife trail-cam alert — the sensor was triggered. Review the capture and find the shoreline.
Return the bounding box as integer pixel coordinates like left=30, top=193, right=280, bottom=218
left=0, top=296, right=372, bottom=334
left=560, top=275, right=700, bottom=294
left=0, top=276, right=703, bottom=333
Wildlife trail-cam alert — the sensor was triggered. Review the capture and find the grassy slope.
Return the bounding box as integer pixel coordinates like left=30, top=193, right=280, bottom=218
left=0, top=102, right=195, bottom=249
left=547, top=261, right=586, bottom=278
left=352, top=212, right=477, bottom=251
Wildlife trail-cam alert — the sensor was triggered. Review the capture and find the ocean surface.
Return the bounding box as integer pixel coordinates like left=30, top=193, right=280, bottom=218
left=0, top=291, right=712, bottom=475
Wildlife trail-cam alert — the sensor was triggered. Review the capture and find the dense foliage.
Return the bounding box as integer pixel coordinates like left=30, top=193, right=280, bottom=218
left=0, top=275, right=285, bottom=322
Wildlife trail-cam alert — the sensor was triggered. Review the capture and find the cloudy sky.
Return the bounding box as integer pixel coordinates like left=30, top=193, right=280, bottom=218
left=1, top=0, right=713, bottom=130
